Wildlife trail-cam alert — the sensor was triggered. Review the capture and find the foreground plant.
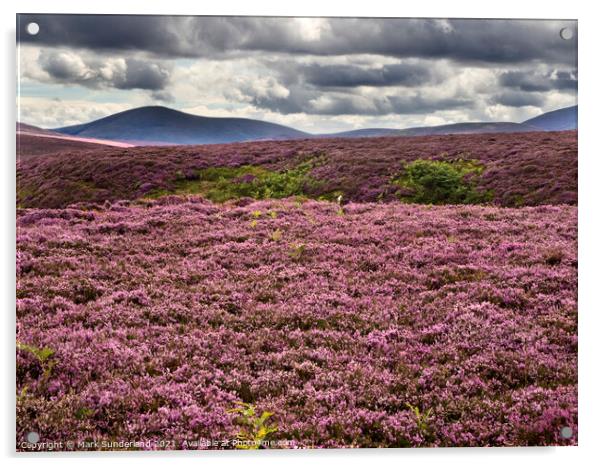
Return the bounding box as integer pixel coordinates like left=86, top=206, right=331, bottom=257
left=288, top=242, right=306, bottom=261
left=336, top=194, right=345, bottom=215
left=406, top=403, right=433, bottom=437
left=16, top=341, right=55, bottom=391
left=227, top=402, right=278, bottom=449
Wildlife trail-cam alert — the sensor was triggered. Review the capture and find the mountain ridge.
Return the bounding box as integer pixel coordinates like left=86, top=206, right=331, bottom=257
left=37, top=104, right=578, bottom=146
left=522, top=105, right=577, bottom=131
left=55, top=106, right=309, bottom=145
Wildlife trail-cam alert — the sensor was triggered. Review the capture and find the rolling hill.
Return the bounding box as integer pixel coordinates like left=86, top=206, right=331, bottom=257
left=17, top=130, right=577, bottom=209
left=324, top=122, right=539, bottom=138
left=47, top=105, right=578, bottom=146
left=324, top=110, right=580, bottom=139
left=320, top=128, right=405, bottom=138
left=17, top=122, right=134, bottom=158
left=17, top=122, right=66, bottom=137
left=17, top=134, right=112, bottom=159
left=522, top=105, right=577, bottom=131
left=398, top=122, right=538, bottom=136
left=54, top=106, right=309, bottom=145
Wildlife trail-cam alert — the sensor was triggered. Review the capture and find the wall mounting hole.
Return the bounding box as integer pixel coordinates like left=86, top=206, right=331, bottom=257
left=26, top=22, right=40, bottom=36
left=560, top=426, right=573, bottom=439
left=560, top=28, right=573, bottom=40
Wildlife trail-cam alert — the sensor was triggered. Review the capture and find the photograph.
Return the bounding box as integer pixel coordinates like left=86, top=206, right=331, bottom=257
left=15, top=14, right=577, bottom=451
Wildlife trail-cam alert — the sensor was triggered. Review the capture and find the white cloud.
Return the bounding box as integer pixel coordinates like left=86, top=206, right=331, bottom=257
left=233, top=76, right=290, bottom=102
left=293, top=18, right=331, bottom=42
left=18, top=97, right=131, bottom=128
left=20, top=45, right=171, bottom=91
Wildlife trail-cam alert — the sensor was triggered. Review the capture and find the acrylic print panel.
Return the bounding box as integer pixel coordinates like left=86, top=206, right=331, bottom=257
left=16, top=15, right=577, bottom=451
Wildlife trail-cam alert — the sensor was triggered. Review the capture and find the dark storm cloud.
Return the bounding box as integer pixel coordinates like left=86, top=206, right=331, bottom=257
left=386, top=95, right=472, bottom=115
left=37, top=50, right=170, bottom=90
left=554, top=71, right=579, bottom=90
left=19, top=15, right=181, bottom=56
left=499, top=70, right=577, bottom=92
left=491, top=91, right=545, bottom=108
left=18, top=15, right=577, bottom=123
left=18, top=15, right=577, bottom=65
left=300, top=63, right=436, bottom=87
left=119, top=59, right=170, bottom=90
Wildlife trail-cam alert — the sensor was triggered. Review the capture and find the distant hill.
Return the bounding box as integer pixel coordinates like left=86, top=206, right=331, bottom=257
left=319, top=128, right=405, bottom=138
left=17, top=122, right=65, bottom=137
left=522, top=106, right=577, bottom=131
left=327, top=122, right=536, bottom=138
left=17, top=122, right=134, bottom=158
left=54, top=106, right=309, bottom=145
left=39, top=105, right=578, bottom=146
left=318, top=109, right=577, bottom=139
left=17, top=134, right=110, bottom=159
left=399, top=122, right=538, bottom=136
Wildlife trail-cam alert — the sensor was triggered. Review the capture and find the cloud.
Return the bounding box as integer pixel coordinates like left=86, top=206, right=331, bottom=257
left=228, top=77, right=472, bottom=116
left=18, top=16, right=577, bottom=65
left=18, top=96, right=131, bottom=128
left=16, top=16, right=578, bottom=131
left=299, top=62, right=437, bottom=87
left=36, top=49, right=170, bottom=90
left=151, top=90, right=175, bottom=103
left=302, top=93, right=471, bottom=116
left=119, top=59, right=170, bottom=90
left=499, top=69, right=577, bottom=92
left=38, top=50, right=89, bottom=80
left=491, top=91, right=545, bottom=108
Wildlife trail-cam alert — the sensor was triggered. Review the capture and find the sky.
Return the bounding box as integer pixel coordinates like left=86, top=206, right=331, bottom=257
left=17, top=15, right=577, bottom=133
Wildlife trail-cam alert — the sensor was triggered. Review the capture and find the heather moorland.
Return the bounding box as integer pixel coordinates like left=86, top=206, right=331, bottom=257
left=16, top=129, right=578, bottom=450
left=17, top=131, right=577, bottom=209
left=17, top=196, right=577, bottom=448
left=16, top=14, right=579, bottom=453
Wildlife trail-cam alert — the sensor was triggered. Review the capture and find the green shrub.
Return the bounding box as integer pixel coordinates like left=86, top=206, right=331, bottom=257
left=16, top=341, right=56, bottom=394
left=406, top=403, right=433, bottom=437
left=393, top=159, right=492, bottom=205
left=227, top=402, right=278, bottom=449
left=149, top=160, right=325, bottom=202
left=289, top=242, right=306, bottom=261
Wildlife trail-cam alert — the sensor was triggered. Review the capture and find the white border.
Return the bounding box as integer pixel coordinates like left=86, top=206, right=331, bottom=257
left=2, top=1, right=600, bottom=465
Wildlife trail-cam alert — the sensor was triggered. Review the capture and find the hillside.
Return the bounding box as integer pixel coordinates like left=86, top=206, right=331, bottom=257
left=17, top=131, right=577, bottom=209
left=398, top=122, right=537, bottom=136
left=43, top=105, right=579, bottom=146
left=54, top=106, right=309, bottom=145
left=17, top=122, right=65, bottom=137
left=327, top=122, right=536, bottom=138
left=17, top=134, right=112, bottom=159
left=522, top=106, right=577, bottom=131
left=322, top=128, right=405, bottom=138
left=17, top=122, right=134, bottom=158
